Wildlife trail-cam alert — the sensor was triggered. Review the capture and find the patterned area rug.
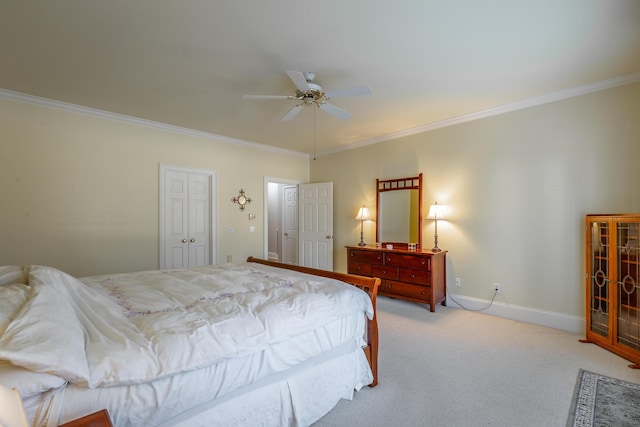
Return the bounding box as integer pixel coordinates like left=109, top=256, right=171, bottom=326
left=567, top=369, right=640, bottom=427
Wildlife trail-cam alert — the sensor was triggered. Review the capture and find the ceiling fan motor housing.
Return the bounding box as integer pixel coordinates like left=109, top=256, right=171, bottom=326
left=296, top=82, right=324, bottom=103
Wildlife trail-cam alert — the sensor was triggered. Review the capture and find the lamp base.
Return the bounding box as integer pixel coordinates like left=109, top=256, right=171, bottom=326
left=431, top=247, right=442, bottom=252
left=358, top=241, right=366, bottom=247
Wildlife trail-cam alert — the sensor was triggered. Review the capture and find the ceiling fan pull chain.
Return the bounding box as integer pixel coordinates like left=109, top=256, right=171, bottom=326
left=313, top=105, right=317, bottom=161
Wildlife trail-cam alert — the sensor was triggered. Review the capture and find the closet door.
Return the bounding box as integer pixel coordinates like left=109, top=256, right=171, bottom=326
left=160, top=165, right=215, bottom=269
left=163, top=169, right=190, bottom=269
left=187, top=173, right=210, bottom=267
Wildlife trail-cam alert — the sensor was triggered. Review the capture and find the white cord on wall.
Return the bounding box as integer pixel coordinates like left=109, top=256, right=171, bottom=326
left=447, top=287, right=499, bottom=312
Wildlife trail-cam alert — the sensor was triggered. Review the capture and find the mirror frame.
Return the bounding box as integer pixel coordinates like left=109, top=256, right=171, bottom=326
left=375, top=173, right=423, bottom=249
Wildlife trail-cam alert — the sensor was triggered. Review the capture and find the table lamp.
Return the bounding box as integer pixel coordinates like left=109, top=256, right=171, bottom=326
left=426, top=202, right=446, bottom=252
left=355, top=205, right=371, bottom=247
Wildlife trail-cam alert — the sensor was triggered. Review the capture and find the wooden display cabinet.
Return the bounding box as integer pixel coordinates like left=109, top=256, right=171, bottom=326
left=583, top=214, right=640, bottom=368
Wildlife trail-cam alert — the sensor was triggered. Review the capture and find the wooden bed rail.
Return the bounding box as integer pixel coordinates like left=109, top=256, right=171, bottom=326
left=246, top=257, right=380, bottom=387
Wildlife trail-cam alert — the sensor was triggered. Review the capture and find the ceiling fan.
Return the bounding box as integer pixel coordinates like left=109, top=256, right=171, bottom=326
left=243, top=70, right=372, bottom=121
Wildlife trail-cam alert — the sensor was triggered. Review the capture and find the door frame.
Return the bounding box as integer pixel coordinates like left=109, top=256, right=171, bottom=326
left=159, top=164, right=217, bottom=268
left=263, top=176, right=302, bottom=262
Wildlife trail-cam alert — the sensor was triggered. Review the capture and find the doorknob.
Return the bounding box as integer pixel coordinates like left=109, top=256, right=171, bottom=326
left=182, top=239, right=187, bottom=243
left=326, top=235, right=332, bottom=239
left=284, top=232, right=288, bottom=236
left=190, top=239, right=195, bottom=243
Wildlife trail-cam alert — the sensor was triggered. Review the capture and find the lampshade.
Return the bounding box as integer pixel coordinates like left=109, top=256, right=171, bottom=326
left=426, top=203, right=446, bottom=220
left=0, top=384, right=29, bottom=427
left=355, top=206, right=371, bottom=221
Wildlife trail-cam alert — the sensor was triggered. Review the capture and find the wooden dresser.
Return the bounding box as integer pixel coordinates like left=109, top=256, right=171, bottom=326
left=346, top=245, right=447, bottom=312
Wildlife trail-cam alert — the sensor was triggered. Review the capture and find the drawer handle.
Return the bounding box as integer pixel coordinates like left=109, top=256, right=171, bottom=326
left=382, top=270, right=387, bottom=274
left=421, top=291, right=426, bottom=295
left=411, top=274, right=416, bottom=278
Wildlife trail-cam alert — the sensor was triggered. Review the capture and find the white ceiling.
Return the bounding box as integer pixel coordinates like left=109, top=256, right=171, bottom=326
left=2, top=1, right=639, bottom=156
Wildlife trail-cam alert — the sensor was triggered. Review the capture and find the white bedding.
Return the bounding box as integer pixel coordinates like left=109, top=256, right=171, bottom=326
left=0, top=263, right=374, bottom=426
left=39, top=321, right=371, bottom=426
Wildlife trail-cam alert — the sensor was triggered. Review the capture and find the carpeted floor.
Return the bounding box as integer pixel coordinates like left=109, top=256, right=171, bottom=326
left=567, top=369, right=640, bottom=427
left=314, top=297, right=640, bottom=427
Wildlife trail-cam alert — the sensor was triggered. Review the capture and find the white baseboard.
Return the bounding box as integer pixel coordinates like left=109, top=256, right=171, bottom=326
left=446, top=293, right=586, bottom=334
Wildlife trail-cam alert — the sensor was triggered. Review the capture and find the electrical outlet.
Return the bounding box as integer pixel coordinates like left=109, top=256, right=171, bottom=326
left=493, top=283, right=501, bottom=293
left=455, top=277, right=461, bottom=287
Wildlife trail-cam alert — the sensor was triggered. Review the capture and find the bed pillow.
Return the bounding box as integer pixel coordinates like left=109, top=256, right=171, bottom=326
left=0, top=266, right=27, bottom=286
left=0, top=283, right=31, bottom=334
left=0, top=266, right=91, bottom=384
left=0, top=360, right=66, bottom=398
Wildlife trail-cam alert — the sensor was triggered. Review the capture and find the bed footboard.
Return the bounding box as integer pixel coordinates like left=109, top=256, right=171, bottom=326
left=246, top=257, right=380, bottom=387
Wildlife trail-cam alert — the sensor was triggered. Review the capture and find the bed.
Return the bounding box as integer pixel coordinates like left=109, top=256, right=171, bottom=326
left=0, top=257, right=379, bottom=426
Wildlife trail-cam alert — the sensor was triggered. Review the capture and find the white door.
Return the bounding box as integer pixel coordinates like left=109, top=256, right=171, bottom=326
left=163, top=169, right=190, bottom=268
left=298, top=182, right=333, bottom=270
left=187, top=173, right=210, bottom=267
left=160, top=165, right=216, bottom=269
left=281, top=185, right=298, bottom=265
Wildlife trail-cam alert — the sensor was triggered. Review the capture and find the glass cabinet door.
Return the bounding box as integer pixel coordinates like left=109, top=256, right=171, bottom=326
left=588, top=220, right=610, bottom=337
left=616, top=221, right=640, bottom=349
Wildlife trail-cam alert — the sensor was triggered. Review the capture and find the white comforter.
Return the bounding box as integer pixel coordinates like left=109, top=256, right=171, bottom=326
left=0, top=263, right=373, bottom=390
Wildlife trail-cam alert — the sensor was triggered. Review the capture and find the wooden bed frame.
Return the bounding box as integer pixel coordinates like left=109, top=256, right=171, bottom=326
left=247, top=257, right=380, bottom=387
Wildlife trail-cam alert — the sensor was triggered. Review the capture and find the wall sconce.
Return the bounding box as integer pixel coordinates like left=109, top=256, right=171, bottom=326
left=231, top=189, right=251, bottom=211
left=355, top=205, right=372, bottom=247
left=0, top=384, right=29, bottom=427
left=426, top=202, right=446, bottom=252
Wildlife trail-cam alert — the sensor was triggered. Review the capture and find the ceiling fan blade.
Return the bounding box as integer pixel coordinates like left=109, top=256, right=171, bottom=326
left=286, top=70, right=310, bottom=92
left=319, top=102, right=352, bottom=121
left=243, top=94, right=295, bottom=100
left=324, top=85, right=372, bottom=99
left=281, top=104, right=304, bottom=121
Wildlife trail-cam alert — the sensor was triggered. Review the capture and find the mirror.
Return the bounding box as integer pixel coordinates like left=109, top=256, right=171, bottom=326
left=376, top=173, right=422, bottom=248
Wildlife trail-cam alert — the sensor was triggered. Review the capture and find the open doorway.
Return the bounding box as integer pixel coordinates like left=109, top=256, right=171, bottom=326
left=263, top=177, right=302, bottom=264
left=263, top=177, right=334, bottom=270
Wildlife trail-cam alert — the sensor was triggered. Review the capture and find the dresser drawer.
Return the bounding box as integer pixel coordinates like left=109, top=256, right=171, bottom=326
left=383, top=280, right=431, bottom=301
left=348, top=249, right=384, bottom=264
left=348, top=262, right=372, bottom=276
left=399, top=268, right=430, bottom=285
left=372, top=265, right=399, bottom=280
left=384, top=254, right=430, bottom=270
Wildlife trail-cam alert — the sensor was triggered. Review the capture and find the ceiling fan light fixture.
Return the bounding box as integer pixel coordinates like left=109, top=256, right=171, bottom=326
left=243, top=70, right=371, bottom=122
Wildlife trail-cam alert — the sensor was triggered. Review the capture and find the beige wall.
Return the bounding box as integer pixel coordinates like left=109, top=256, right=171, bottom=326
left=2, top=83, right=638, bottom=320
left=0, top=96, right=308, bottom=276
left=311, top=82, right=640, bottom=318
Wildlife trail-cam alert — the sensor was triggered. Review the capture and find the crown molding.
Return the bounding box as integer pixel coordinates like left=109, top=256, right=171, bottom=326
left=0, top=89, right=309, bottom=160
left=3, top=71, right=639, bottom=161
left=317, top=71, right=640, bottom=158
